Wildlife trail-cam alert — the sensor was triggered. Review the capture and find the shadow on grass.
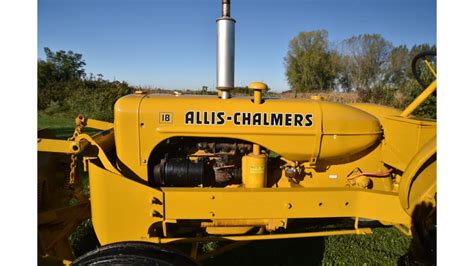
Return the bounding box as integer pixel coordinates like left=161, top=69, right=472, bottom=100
left=203, top=237, right=325, bottom=266
left=200, top=219, right=349, bottom=266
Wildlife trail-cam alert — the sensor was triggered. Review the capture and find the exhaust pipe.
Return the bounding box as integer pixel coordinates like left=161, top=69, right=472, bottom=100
left=216, top=0, right=235, bottom=99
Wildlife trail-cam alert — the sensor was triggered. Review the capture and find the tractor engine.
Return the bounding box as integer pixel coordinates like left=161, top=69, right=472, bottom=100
left=150, top=138, right=253, bottom=187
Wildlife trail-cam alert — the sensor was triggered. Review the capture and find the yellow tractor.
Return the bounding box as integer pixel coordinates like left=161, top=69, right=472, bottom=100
left=38, top=0, right=436, bottom=264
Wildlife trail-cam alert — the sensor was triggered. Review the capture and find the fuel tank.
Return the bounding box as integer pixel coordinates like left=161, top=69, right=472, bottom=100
left=114, top=94, right=382, bottom=180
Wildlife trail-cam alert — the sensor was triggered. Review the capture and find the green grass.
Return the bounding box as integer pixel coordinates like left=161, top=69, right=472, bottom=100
left=322, top=227, right=410, bottom=265
left=38, top=112, right=101, bottom=139
left=38, top=112, right=77, bottom=129
left=38, top=113, right=412, bottom=264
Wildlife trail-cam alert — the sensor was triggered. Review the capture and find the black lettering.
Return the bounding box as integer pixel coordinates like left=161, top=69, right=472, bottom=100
left=271, top=113, right=283, bottom=126
left=285, top=113, right=292, bottom=126
left=305, top=114, right=313, bottom=127
left=263, top=113, right=270, bottom=126
left=204, top=112, right=210, bottom=125
left=294, top=114, right=304, bottom=127
left=196, top=111, right=202, bottom=124
left=211, top=111, right=216, bottom=124
left=234, top=112, right=241, bottom=125
left=185, top=111, right=194, bottom=124
left=217, top=112, right=225, bottom=125
left=253, top=113, right=262, bottom=126
left=242, top=112, right=251, bottom=125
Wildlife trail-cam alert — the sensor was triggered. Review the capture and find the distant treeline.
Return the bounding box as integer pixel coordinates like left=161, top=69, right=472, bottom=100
left=38, top=48, right=133, bottom=121
left=284, top=30, right=436, bottom=118
left=38, top=29, right=436, bottom=121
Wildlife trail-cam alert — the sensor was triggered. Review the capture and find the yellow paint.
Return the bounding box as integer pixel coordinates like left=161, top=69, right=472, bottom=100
left=248, top=81, right=267, bottom=104
left=161, top=187, right=410, bottom=224
left=87, top=160, right=411, bottom=245
left=423, top=59, right=437, bottom=78
left=401, top=80, right=437, bottom=117
left=399, top=137, right=436, bottom=212
left=37, top=138, right=86, bottom=154
left=115, top=94, right=382, bottom=182
left=381, top=116, right=436, bottom=171
left=88, top=161, right=163, bottom=245
left=157, top=228, right=373, bottom=243
left=310, top=95, right=324, bottom=100
left=39, top=76, right=436, bottom=250
left=85, top=119, right=114, bottom=130
left=242, top=153, right=267, bottom=188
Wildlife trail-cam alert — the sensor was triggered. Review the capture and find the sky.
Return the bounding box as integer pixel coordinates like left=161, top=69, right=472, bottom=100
left=38, top=0, right=436, bottom=92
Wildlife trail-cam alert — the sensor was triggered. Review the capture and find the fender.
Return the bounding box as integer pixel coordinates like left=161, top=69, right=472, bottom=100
left=399, top=136, right=436, bottom=212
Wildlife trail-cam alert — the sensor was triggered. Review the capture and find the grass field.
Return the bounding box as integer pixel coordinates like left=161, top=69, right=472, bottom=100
left=38, top=112, right=412, bottom=265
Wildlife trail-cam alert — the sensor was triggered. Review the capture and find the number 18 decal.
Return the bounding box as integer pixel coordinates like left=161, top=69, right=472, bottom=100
left=159, top=112, right=173, bottom=124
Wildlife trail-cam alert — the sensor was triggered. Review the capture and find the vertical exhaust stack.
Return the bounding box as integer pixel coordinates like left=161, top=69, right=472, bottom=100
left=216, top=0, right=235, bottom=99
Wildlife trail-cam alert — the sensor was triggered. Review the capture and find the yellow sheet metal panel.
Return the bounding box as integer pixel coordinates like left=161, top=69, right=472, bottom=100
left=319, top=135, right=380, bottom=160
left=161, top=187, right=411, bottom=225
left=139, top=95, right=321, bottom=160
left=407, top=159, right=436, bottom=213
left=87, top=160, right=409, bottom=244
left=318, top=101, right=381, bottom=160
left=349, top=103, right=436, bottom=171
left=114, top=94, right=148, bottom=178
left=319, top=101, right=381, bottom=135
left=381, top=116, right=436, bottom=171
left=88, top=161, right=163, bottom=245
left=399, top=137, right=436, bottom=211
left=349, top=103, right=402, bottom=122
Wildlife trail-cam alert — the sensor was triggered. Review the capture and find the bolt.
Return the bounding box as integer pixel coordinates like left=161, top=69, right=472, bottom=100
left=211, top=195, right=215, bottom=200
left=285, top=203, right=292, bottom=209
left=210, top=211, right=215, bottom=217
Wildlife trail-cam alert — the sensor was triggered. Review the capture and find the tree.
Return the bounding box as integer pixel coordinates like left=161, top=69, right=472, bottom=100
left=385, top=45, right=410, bottom=86
left=38, top=48, right=87, bottom=109
left=38, top=47, right=133, bottom=120
left=339, top=34, right=392, bottom=91
left=284, top=30, right=339, bottom=92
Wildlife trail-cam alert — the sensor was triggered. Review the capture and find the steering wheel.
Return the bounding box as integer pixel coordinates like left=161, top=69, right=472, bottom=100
left=411, top=50, right=437, bottom=88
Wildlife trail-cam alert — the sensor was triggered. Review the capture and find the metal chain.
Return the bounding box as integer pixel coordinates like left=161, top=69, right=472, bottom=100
left=66, top=115, right=86, bottom=189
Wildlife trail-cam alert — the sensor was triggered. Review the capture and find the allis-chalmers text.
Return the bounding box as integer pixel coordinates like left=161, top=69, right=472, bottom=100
left=185, top=111, right=313, bottom=127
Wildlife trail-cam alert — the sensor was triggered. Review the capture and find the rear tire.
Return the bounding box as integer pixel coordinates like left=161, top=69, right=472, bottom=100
left=72, top=241, right=197, bottom=266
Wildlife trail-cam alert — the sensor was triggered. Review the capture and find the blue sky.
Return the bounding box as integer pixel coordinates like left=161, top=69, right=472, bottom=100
left=38, top=0, right=436, bottom=92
